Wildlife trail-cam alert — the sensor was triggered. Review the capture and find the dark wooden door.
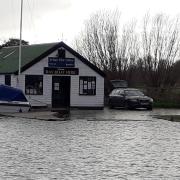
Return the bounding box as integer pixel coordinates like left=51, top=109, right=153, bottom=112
left=52, top=76, right=70, bottom=108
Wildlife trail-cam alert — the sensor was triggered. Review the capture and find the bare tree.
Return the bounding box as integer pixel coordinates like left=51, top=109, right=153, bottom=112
left=75, top=10, right=120, bottom=72
left=74, top=10, right=139, bottom=83
left=75, top=11, right=180, bottom=89
left=140, top=14, right=180, bottom=88
left=117, top=21, right=140, bottom=81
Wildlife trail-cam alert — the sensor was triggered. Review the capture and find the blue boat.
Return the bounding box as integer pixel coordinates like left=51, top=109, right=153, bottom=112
left=0, top=84, right=30, bottom=112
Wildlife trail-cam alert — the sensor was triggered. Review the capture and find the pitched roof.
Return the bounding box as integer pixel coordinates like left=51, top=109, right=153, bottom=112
left=0, top=41, right=105, bottom=77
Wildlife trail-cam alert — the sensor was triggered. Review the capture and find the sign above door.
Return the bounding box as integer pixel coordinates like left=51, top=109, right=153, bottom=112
left=44, top=67, right=79, bottom=75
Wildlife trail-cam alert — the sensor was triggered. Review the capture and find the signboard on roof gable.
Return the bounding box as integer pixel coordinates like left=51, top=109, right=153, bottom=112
left=48, top=57, right=75, bottom=67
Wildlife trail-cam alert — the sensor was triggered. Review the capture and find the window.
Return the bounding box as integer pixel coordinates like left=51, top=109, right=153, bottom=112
left=5, top=75, right=11, bottom=86
left=58, top=49, right=65, bottom=58
left=79, top=76, right=96, bottom=95
left=25, top=75, right=43, bottom=95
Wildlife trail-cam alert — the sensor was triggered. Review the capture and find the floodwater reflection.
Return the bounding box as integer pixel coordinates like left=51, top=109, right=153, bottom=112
left=0, top=108, right=180, bottom=179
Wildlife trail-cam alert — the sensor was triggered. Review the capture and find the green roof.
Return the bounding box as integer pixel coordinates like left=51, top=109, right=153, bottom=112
left=0, top=41, right=106, bottom=77
left=0, top=42, right=58, bottom=74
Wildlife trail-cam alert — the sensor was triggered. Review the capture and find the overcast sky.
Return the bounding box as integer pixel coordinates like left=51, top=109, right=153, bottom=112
left=0, top=0, right=180, bottom=45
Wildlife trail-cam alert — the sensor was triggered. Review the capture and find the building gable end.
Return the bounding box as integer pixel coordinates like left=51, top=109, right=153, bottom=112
left=15, top=42, right=105, bottom=77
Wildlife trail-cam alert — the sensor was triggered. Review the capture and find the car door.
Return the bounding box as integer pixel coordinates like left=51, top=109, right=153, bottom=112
left=117, top=89, right=125, bottom=107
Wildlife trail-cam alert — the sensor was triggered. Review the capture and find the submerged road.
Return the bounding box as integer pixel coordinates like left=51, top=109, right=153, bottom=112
left=0, top=108, right=180, bottom=179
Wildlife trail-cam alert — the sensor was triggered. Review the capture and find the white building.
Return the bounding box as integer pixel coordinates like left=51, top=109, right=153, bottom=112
left=0, top=42, right=105, bottom=109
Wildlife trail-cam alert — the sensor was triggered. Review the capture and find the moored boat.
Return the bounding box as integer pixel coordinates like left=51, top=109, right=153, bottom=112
left=0, top=84, right=30, bottom=113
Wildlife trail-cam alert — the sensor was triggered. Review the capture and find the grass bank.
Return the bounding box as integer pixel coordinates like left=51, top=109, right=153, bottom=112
left=154, top=115, right=180, bottom=122
left=153, top=101, right=180, bottom=109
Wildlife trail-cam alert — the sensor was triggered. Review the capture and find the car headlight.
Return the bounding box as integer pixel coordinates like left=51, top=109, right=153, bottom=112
left=149, top=98, right=154, bottom=103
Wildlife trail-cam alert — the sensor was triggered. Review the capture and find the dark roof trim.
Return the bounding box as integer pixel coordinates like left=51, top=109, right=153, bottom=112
left=14, top=41, right=105, bottom=77
left=0, top=73, right=13, bottom=75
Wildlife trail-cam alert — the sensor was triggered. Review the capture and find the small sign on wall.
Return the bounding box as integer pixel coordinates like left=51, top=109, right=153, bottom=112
left=48, top=57, right=75, bottom=67
left=44, top=67, right=79, bottom=75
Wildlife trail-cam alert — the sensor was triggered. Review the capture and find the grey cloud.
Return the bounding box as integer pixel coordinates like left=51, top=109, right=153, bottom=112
left=0, top=0, right=72, bottom=33
left=34, top=0, right=72, bottom=12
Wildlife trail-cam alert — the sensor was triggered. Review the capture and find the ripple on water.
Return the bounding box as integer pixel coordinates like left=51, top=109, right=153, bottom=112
left=0, top=109, right=180, bottom=179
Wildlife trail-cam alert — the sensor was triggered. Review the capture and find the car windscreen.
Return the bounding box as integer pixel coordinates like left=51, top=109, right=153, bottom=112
left=124, top=90, right=144, bottom=96
left=110, top=89, right=119, bottom=95
left=111, top=80, right=128, bottom=88
left=110, top=89, right=124, bottom=96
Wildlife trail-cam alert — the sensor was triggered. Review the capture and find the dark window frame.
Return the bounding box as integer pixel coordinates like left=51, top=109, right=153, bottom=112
left=58, top=49, right=65, bottom=58
left=79, top=76, right=96, bottom=96
left=25, top=75, right=43, bottom=95
left=5, top=75, right=11, bottom=86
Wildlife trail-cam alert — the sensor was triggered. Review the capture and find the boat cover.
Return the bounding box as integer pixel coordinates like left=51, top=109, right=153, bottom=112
left=0, top=84, right=28, bottom=102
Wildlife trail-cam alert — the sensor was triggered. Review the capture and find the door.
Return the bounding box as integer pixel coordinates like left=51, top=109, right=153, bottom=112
left=115, top=89, right=125, bottom=107
left=52, top=76, right=70, bottom=108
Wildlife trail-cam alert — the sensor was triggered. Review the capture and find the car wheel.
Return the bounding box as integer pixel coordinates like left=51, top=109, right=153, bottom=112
left=124, top=102, right=130, bottom=110
left=125, top=102, right=134, bottom=110
left=109, top=101, right=114, bottom=109
left=109, top=103, right=114, bottom=109
left=147, top=105, right=153, bottom=110
left=109, top=105, right=114, bottom=109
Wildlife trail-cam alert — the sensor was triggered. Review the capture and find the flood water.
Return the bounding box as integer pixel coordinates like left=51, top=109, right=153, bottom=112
left=0, top=108, right=180, bottom=179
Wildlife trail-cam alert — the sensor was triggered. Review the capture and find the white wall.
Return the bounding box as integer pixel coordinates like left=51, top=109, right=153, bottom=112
left=0, top=75, right=4, bottom=84
left=66, top=51, right=104, bottom=107
left=2, top=48, right=104, bottom=108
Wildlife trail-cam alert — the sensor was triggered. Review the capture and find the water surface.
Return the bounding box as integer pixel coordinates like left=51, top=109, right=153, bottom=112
left=0, top=108, right=180, bottom=179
